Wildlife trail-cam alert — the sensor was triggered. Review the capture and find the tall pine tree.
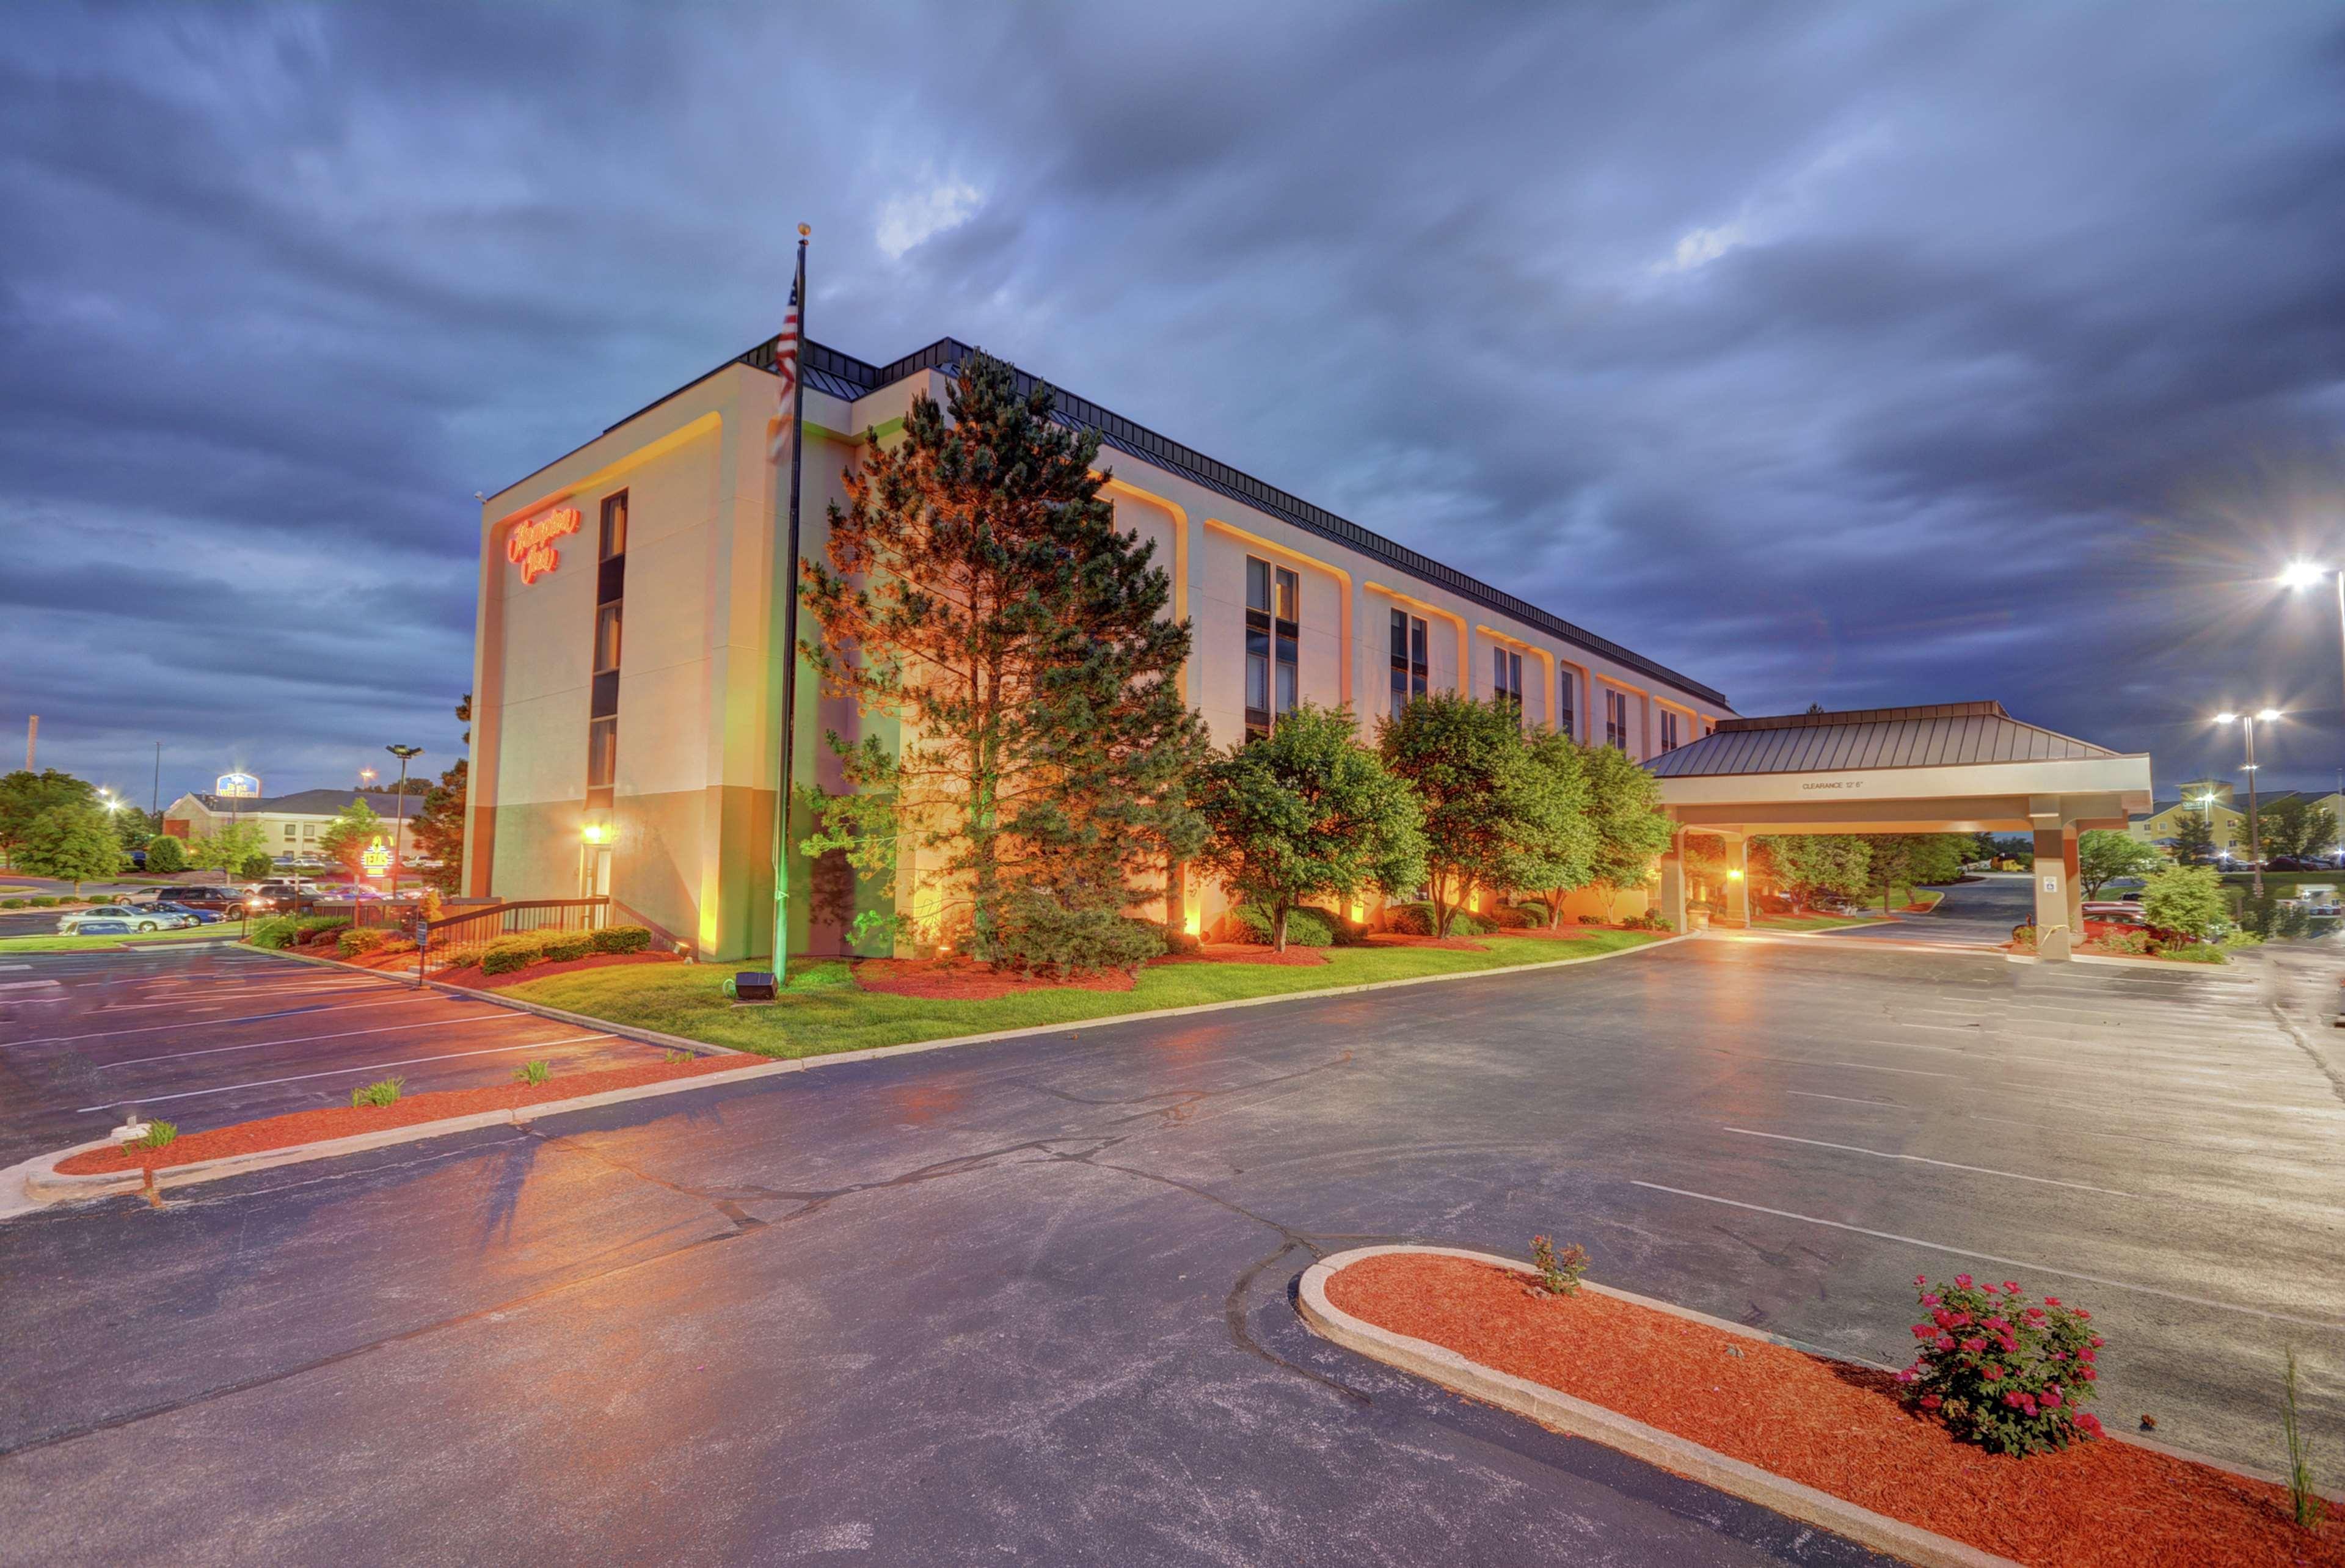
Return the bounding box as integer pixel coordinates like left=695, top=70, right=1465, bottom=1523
left=801, top=349, right=1206, bottom=960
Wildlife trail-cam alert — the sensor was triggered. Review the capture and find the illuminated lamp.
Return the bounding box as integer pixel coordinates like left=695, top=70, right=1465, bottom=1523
left=582, top=822, right=609, bottom=845
left=1727, top=869, right=1744, bottom=881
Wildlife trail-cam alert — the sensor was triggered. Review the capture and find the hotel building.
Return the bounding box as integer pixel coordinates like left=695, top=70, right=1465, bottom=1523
left=467, top=335, right=1735, bottom=960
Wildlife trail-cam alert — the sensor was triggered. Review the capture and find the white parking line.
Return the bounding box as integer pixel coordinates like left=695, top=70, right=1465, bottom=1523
left=77, top=1035, right=618, bottom=1111
left=12, top=993, right=439, bottom=1048
left=100, top=1010, right=524, bottom=1067
left=1628, top=1181, right=2345, bottom=1329
left=1722, top=1126, right=2142, bottom=1198
left=1787, top=1090, right=1901, bottom=1108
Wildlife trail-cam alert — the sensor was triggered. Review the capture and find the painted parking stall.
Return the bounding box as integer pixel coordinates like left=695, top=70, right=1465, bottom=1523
left=0, top=945, right=676, bottom=1165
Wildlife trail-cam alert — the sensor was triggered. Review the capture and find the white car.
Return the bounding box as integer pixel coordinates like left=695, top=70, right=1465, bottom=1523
left=57, top=905, right=194, bottom=935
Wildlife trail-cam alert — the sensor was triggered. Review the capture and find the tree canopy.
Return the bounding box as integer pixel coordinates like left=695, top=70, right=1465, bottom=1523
left=188, top=821, right=269, bottom=875
left=1191, top=704, right=1426, bottom=950
left=320, top=797, right=388, bottom=878
left=0, top=769, right=97, bottom=863
left=801, top=348, right=1207, bottom=963
left=15, top=803, right=122, bottom=892
left=2261, top=796, right=2339, bottom=861
left=1579, top=741, right=1674, bottom=921
left=1377, top=693, right=1583, bottom=935
left=2076, top=830, right=2162, bottom=896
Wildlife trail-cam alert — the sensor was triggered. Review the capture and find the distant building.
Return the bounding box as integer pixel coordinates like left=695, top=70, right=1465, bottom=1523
left=161, top=788, right=425, bottom=861
left=2124, top=776, right=2343, bottom=859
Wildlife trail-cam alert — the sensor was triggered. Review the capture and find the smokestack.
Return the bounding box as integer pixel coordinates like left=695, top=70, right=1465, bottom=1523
left=24, top=715, right=34, bottom=771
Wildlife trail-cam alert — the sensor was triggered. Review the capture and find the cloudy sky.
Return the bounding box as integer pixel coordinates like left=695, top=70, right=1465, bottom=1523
left=5, top=1, right=2345, bottom=807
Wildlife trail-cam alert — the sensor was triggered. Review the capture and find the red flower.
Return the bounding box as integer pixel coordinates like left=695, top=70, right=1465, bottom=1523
left=2090, top=1336, right=2105, bottom=1348
left=2043, top=1296, right=2062, bottom=1306
left=1961, top=1337, right=1986, bottom=1352
left=1920, top=1293, right=1940, bottom=1307
left=2041, top=1390, right=2063, bottom=1407
left=2075, top=1413, right=2104, bottom=1437
left=1897, top=1368, right=1917, bottom=1384
left=1982, top=1365, right=2004, bottom=1380
left=1935, top=1334, right=1956, bottom=1350
left=2004, top=1391, right=2027, bottom=1409
left=2078, top=1367, right=2098, bottom=1381
left=1920, top=1394, right=1942, bottom=1409
left=2074, top=1309, right=2091, bottom=1321
left=1911, top=1324, right=1935, bottom=1338
left=1955, top=1274, right=1974, bottom=1288
left=1915, top=1274, right=1928, bottom=1287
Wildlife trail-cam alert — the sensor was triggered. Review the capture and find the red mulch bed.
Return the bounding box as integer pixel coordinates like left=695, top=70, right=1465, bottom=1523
left=1327, top=1253, right=2341, bottom=1568
left=57, top=1053, right=744, bottom=1176
left=431, top=951, right=681, bottom=991
left=1364, top=932, right=1490, bottom=951
left=851, top=957, right=1137, bottom=1000
left=1155, top=942, right=1328, bottom=966
left=1486, top=926, right=1597, bottom=939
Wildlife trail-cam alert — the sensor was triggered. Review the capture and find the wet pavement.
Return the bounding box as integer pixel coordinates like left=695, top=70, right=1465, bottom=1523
left=2, top=935, right=2340, bottom=1566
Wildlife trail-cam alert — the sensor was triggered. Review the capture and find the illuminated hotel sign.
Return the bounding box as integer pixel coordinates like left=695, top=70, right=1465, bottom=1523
left=215, top=771, right=260, bottom=798
left=508, top=506, right=582, bottom=585
left=361, top=836, right=392, bottom=877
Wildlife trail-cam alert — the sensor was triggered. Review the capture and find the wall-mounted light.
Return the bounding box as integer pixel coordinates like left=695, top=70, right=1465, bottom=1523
left=582, top=822, right=609, bottom=845
left=1727, top=868, right=1744, bottom=881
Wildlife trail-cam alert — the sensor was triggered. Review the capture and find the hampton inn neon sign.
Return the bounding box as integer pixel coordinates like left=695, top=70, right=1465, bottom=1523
left=508, top=506, right=582, bottom=585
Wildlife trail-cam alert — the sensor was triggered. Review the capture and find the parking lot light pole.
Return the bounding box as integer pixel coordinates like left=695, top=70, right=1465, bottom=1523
left=384, top=745, right=423, bottom=908
left=2215, top=710, right=2280, bottom=898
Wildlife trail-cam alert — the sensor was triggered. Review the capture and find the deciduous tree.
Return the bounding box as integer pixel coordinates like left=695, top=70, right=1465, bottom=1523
left=0, top=769, right=96, bottom=866
left=2076, top=829, right=2162, bottom=897
left=410, top=695, right=471, bottom=895
left=188, top=822, right=269, bottom=875
left=1751, top=835, right=1872, bottom=906
left=2140, top=864, right=2226, bottom=940
left=1580, top=741, right=1674, bottom=922
left=2170, top=811, right=2216, bottom=866
left=16, top=803, right=122, bottom=893
left=1377, top=693, right=1578, bottom=936
left=2261, top=796, right=2339, bottom=862
left=1191, top=704, right=1426, bottom=950
left=801, top=349, right=1207, bottom=960
left=320, top=797, right=388, bottom=879
left=142, top=834, right=188, bottom=874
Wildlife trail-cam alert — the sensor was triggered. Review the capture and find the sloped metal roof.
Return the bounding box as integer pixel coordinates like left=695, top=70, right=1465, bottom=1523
left=1647, top=701, right=2122, bottom=778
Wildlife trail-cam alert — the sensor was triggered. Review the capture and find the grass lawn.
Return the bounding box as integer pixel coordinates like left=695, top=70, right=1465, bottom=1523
left=501, top=930, right=1666, bottom=1059
left=0, top=922, right=234, bottom=953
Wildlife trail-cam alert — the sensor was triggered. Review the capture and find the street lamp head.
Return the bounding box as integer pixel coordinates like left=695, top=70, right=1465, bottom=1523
left=2257, top=707, right=2282, bottom=723
left=385, top=744, right=423, bottom=762
left=2214, top=712, right=2238, bottom=724
left=2280, top=561, right=2330, bottom=590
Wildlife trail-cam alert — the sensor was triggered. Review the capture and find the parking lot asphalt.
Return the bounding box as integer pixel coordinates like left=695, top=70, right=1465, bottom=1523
left=0, top=944, right=677, bottom=1166
left=1, top=934, right=2340, bottom=1566
left=1806, top=870, right=2029, bottom=946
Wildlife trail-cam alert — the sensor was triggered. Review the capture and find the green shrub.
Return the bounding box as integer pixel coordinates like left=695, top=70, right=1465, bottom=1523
left=1, top=898, right=23, bottom=909
left=1625, top=909, right=1674, bottom=933
left=1485, top=903, right=1539, bottom=930
left=2096, top=928, right=2151, bottom=956
left=480, top=935, right=544, bottom=976
left=2157, top=943, right=2228, bottom=965
left=1531, top=1234, right=1589, bottom=1296
left=1450, top=911, right=1488, bottom=936
left=2140, top=864, right=2226, bottom=941
left=338, top=927, right=390, bottom=958
left=1902, top=1274, right=2105, bottom=1455
left=142, top=836, right=188, bottom=873
left=589, top=924, right=652, bottom=955
left=29, top=896, right=58, bottom=908
left=1299, top=906, right=1371, bottom=944
left=351, top=1076, right=405, bottom=1109
left=1383, top=900, right=1437, bottom=935
left=1515, top=903, right=1555, bottom=928
left=432, top=941, right=492, bottom=971
left=250, top=914, right=347, bottom=951
left=541, top=931, right=594, bottom=963
left=512, top=1059, right=552, bottom=1086
left=133, top=1120, right=178, bottom=1151
left=1229, top=903, right=1337, bottom=947
left=1161, top=928, right=1201, bottom=956
left=994, top=891, right=1165, bottom=975
left=238, top=851, right=274, bottom=880
left=1577, top=913, right=1603, bottom=926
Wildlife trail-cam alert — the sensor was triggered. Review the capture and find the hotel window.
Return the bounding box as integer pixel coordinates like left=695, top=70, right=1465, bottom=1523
left=283, top=823, right=296, bottom=841
left=588, top=490, right=628, bottom=808
left=1492, top=647, right=1523, bottom=713
left=302, top=823, right=316, bottom=839
left=1244, top=557, right=1299, bottom=739
left=1558, top=669, right=1577, bottom=739
left=1389, top=609, right=1428, bottom=718
left=1605, top=688, right=1632, bottom=750
left=1660, top=710, right=1681, bottom=752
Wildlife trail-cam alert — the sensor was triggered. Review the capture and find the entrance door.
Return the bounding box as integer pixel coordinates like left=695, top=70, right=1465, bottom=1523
left=580, top=845, right=611, bottom=899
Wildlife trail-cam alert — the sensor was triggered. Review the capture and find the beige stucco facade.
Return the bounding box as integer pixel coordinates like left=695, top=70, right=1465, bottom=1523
left=469, top=338, right=1733, bottom=961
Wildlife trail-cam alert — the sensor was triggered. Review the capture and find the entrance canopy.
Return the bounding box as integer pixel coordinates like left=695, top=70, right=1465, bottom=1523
left=1647, top=702, right=2152, bottom=958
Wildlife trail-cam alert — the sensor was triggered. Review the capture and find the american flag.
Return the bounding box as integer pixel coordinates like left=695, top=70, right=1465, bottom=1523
left=767, top=268, right=801, bottom=462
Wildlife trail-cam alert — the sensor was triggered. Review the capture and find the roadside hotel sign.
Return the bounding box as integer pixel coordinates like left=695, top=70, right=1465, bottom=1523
left=361, top=836, right=393, bottom=877
left=508, top=505, right=582, bottom=585
left=215, top=771, right=260, bottom=798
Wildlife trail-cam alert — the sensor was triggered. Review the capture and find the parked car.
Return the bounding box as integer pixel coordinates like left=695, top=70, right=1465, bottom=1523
left=2265, top=855, right=2341, bottom=872
left=57, top=905, right=191, bottom=935
left=65, top=916, right=136, bottom=936
left=142, top=900, right=224, bottom=925
left=170, top=886, right=253, bottom=918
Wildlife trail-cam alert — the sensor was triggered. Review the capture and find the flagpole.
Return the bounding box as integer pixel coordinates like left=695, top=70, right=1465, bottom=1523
left=771, top=224, right=811, bottom=982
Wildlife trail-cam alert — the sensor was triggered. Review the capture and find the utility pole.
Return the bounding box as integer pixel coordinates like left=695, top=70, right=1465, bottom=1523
left=152, top=742, right=161, bottom=819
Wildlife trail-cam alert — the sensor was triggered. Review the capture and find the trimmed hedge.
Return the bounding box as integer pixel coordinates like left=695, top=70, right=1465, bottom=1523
left=1229, top=904, right=1337, bottom=947
left=994, top=892, right=1164, bottom=975
left=476, top=924, right=653, bottom=976
left=1385, top=901, right=1487, bottom=937
left=251, top=914, right=349, bottom=951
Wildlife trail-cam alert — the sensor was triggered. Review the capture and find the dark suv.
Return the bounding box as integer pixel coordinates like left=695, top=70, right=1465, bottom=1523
left=170, top=886, right=253, bottom=918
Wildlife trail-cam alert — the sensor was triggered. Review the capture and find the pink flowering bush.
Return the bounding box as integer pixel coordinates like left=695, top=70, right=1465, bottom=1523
left=1899, top=1274, right=2106, bottom=1456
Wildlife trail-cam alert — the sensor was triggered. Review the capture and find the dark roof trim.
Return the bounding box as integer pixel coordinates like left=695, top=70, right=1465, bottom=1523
left=727, top=335, right=1729, bottom=709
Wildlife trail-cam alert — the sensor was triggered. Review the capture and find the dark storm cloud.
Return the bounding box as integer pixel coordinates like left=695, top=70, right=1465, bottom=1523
left=4, top=0, right=2345, bottom=804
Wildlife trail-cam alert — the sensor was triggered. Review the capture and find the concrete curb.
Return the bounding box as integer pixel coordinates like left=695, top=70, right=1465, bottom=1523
left=12, top=1058, right=803, bottom=1211
left=1297, top=1244, right=2019, bottom=1568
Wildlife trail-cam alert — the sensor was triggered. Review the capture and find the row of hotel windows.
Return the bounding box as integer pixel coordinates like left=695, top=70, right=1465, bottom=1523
left=1248, top=555, right=1700, bottom=752
left=585, top=491, right=628, bottom=807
